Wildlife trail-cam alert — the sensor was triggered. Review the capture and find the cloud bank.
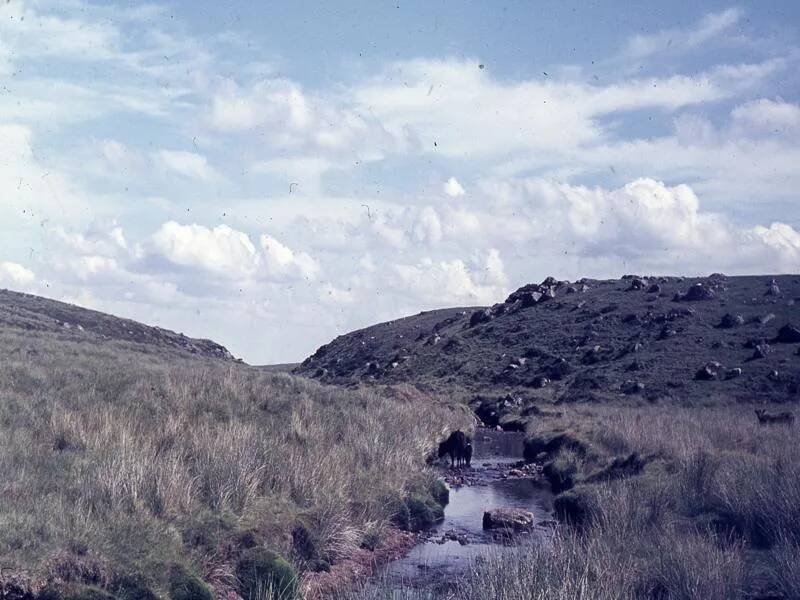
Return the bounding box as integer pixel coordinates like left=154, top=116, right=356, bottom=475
left=0, top=2, right=798, bottom=363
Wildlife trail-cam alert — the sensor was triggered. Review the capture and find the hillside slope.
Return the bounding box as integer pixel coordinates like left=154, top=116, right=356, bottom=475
left=296, top=274, right=800, bottom=404
left=0, top=288, right=234, bottom=360
left=0, top=290, right=469, bottom=599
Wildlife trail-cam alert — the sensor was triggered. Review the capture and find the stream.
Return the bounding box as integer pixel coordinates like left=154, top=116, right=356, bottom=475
left=370, top=429, right=554, bottom=595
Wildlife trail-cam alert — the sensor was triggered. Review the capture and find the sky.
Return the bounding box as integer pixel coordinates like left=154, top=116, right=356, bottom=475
left=1, top=1, right=799, bottom=364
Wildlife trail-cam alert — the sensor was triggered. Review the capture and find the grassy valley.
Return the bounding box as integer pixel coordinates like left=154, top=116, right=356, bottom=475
left=300, top=273, right=800, bottom=599
left=2, top=272, right=799, bottom=599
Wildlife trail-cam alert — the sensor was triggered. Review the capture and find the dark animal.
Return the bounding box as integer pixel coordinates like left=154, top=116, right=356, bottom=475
left=755, top=409, right=795, bottom=425
left=438, top=430, right=469, bottom=467
left=463, top=441, right=473, bottom=467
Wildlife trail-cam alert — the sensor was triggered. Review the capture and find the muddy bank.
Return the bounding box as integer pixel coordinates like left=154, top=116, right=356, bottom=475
left=302, top=528, right=418, bottom=599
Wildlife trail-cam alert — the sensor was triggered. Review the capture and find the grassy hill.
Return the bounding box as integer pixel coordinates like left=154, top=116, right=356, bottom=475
left=0, top=288, right=234, bottom=361
left=0, top=291, right=468, bottom=600
left=297, top=274, right=800, bottom=406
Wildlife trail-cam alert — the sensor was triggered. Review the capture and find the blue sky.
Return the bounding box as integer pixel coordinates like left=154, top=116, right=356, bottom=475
left=0, top=1, right=799, bottom=363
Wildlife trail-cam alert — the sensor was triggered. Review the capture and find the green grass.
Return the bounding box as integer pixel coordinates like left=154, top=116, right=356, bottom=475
left=0, top=327, right=470, bottom=598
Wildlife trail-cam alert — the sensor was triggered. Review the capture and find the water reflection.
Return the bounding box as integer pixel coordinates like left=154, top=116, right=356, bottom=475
left=374, top=429, right=553, bottom=592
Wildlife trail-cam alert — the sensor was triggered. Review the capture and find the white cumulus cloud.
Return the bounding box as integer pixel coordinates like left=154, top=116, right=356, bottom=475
left=151, top=222, right=260, bottom=279
left=444, top=176, right=466, bottom=197
left=150, top=222, right=319, bottom=282
left=156, top=150, right=220, bottom=181
left=0, top=261, right=35, bottom=287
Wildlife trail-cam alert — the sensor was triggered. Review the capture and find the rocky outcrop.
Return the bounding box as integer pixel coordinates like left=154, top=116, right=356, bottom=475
left=675, top=283, right=716, bottom=302
left=482, top=508, right=535, bottom=533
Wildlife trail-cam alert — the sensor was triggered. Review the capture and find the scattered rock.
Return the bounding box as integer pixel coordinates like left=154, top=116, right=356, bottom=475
left=775, top=324, right=800, bottom=344
left=757, top=313, right=776, bottom=326
left=482, top=508, right=535, bottom=533
left=766, top=280, right=781, bottom=296
left=646, top=283, right=662, bottom=294
left=628, top=278, right=647, bottom=291
left=489, top=303, right=508, bottom=317
left=521, top=292, right=543, bottom=307
left=675, top=283, right=716, bottom=302
left=726, top=367, right=742, bottom=379
left=695, top=361, right=723, bottom=381
left=532, top=376, right=550, bottom=389
left=469, top=309, right=493, bottom=328
left=544, top=357, right=573, bottom=380
left=582, top=345, right=605, bottom=365
left=718, top=313, right=745, bottom=329
left=622, top=381, right=645, bottom=395
left=541, top=276, right=558, bottom=287
left=658, top=326, right=677, bottom=340
left=744, top=338, right=768, bottom=349
left=752, top=344, right=771, bottom=360
left=438, top=530, right=469, bottom=545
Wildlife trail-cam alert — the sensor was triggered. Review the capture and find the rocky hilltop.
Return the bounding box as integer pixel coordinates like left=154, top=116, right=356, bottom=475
left=296, top=274, right=800, bottom=407
left=0, top=288, right=234, bottom=360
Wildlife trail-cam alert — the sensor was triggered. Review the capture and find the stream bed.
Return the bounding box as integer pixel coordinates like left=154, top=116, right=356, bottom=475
left=370, top=429, right=554, bottom=595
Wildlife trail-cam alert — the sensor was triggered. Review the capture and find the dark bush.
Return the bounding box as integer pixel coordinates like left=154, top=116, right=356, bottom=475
left=360, top=528, right=382, bottom=551
left=307, top=558, right=331, bottom=573
left=236, top=548, right=298, bottom=600
left=179, top=510, right=235, bottom=553
left=543, top=459, right=577, bottom=493
left=391, top=493, right=445, bottom=532
left=553, top=487, right=596, bottom=528
left=112, top=575, right=158, bottom=600
left=429, top=479, right=450, bottom=506
left=290, top=522, right=318, bottom=562
left=523, top=432, right=588, bottom=462
left=166, top=565, right=213, bottom=600
left=62, top=586, right=117, bottom=600
left=37, top=585, right=62, bottom=600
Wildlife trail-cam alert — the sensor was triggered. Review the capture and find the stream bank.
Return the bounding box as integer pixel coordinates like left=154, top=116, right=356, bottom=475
left=367, top=428, right=554, bottom=595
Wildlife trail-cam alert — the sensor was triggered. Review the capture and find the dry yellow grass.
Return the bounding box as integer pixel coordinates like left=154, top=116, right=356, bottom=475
left=0, top=327, right=470, bottom=598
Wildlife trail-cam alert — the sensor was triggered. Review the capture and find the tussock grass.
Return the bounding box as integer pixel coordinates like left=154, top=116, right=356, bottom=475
left=450, top=405, right=798, bottom=599
left=0, top=328, right=469, bottom=597
left=347, top=405, right=800, bottom=599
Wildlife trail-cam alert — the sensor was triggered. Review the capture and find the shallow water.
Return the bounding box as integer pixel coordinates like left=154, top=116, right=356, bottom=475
left=372, top=429, right=554, bottom=593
